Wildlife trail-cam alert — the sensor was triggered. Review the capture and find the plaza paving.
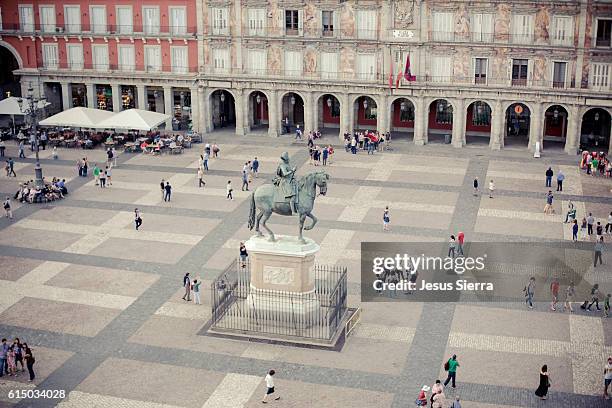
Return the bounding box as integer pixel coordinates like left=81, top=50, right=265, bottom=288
left=0, top=133, right=610, bottom=408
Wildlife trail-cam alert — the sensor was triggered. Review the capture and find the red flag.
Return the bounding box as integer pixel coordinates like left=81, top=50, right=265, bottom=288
left=404, top=53, right=416, bottom=82
left=395, top=64, right=403, bottom=89
left=388, top=57, right=394, bottom=90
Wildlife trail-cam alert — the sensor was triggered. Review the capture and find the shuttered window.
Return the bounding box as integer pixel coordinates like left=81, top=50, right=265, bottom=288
left=320, top=52, right=338, bottom=79
left=171, top=46, right=188, bottom=73
left=42, top=43, right=58, bottom=69
left=591, top=63, right=611, bottom=90
left=511, top=14, right=534, bottom=44
left=431, top=56, right=452, bottom=82
left=67, top=44, right=83, bottom=70
left=552, top=16, right=573, bottom=46
left=248, top=9, right=265, bottom=36
left=92, top=44, right=108, bottom=71
left=248, top=49, right=266, bottom=75
left=90, top=6, right=107, bottom=34
left=64, top=6, right=81, bottom=33
left=284, top=50, right=302, bottom=77
left=357, top=10, right=376, bottom=39
left=19, top=5, right=34, bottom=32
left=40, top=6, right=56, bottom=32
left=212, top=48, right=229, bottom=73
left=170, top=7, right=186, bottom=35
left=472, top=13, right=493, bottom=42
left=356, top=53, right=376, bottom=80
left=432, top=12, right=453, bottom=41
left=118, top=45, right=135, bottom=71
left=142, top=7, right=160, bottom=35
left=212, top=8, right=229, bottom=35
left=144, top=46, right=161, bottom=72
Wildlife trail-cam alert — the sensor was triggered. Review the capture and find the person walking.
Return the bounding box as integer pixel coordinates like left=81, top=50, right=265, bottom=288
left=587, top=284, right=602, bottom=311
left=545, top=167, right=553, bottom=187
left=322, top=147, right=328, bottom=166
left=604, top=294, right=611, bottom=318
left=239, top=242, right=248, bottom=268
left=563, top=281, right=575, bottom=313
left=457, top=232, right=465, bottom=256
left=443, top=355, right=460, bottom=388
left=7, top=158, right=16, bottom=177
left=473, top=178, right=479, bottom=196
left=226, top=180, right=233, bottom=200
left=0, top=339, right=7, bottom=377
left=182, top=273, right=191, bottom=301
left=564, top=200, right=575, bottom=223
left=550, top=277, right=560, bottom=311
left=106, top=166, right=112, bottom=186
left=134, top=208, right=142, bottom=230
left=203, top=151, right=210, bottom=171
left=535, top=365, right=550, bottom=400
left=197, top=168, right=205, bottom=188
left=252, top=157, right=259, bottom=178
left=604, top=357, right=612, bottom=400
left=488, top=180, right=495, bottom=198
left=99, top=167, right=107, bottom=188
left=415, top=385, right=429, bottom=406
left=450, top=396, right=462, bottom=408
left=262, top=369, right=280, bottom=403
left=594, top=237, right=604, bottom=268
left=241, top=170, right=249, bottom=191
left=18, top=141, right=25, bottom=158
left=606, top=212, right=612, bottom=234
left=40, top=131, right=47, bottom=150
left=192, top=279, right=201, bottom=305
left=572, top=220, right=579, bottom=242
left=93, top=164, right=100, bottom=186
left=524, top=277, right=536, bottom=309
left=587, top=213, right=595, bottom=236
left=4, top=197, right=13, bottom=219
left=13, top=339, right=23, bottom=373
left=22, top=343, right=34, bottom=382
left=556, top=170, right=564, bottom=192
left=160, top=179, right=165, bottom=200
left=383, top=206, right=390, bottom=231
left=544, top=191, right=554, bottom=215
left=164, top=181, right=172, bottom=202
left=448, top=235, right=457, bottom=259
left=580, top=217, right=588, bottom=240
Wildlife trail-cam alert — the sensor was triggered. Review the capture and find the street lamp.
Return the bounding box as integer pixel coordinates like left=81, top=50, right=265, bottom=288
left=290, top=95, right=296, bottom=105
left=220, top=92, right=226, bottom=102
left=553, top=108, right=559, bottom=119
left=363, top=98, right=368, bottom=109
left=595, top=112, right=600, bottom=121
left=256, top=94, right=261, bottom=104
left=400, top=100, right=407, bottom=111
left=17, top=87, right=46, bottom=188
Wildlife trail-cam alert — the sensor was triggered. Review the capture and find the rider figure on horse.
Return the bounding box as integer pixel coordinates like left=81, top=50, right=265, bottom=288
left=274, top=152, right=298, bottom=214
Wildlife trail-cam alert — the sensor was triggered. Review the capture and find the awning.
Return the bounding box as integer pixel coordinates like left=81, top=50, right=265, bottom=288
left=38, top=107, right=115, bottom=128
left=94, top=109, right=171, bottom=131
left=0, top=97, right=50, bottom=116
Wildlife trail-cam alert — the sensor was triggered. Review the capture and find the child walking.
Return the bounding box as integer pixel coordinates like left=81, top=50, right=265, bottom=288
left=226, top=180, right=233, bottom=200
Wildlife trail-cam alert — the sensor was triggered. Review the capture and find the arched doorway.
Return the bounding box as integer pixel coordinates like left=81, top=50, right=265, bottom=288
left=247, top=91, right=269, bottom=133
left=544, top=105, right=568, bottom=150
left=354, top=96, right=377, bottom=132
left=0, top=45, right=21, bottom=98
left=465, top=101, right=492, bottom=145
left=390, top=97, right=414, bottom=140
left=580, top=108, right=611, bottom=151
left=428, top=99, right=453, bottom=143
left=281, top=92, right=304, bottom=134
left=505, top=103, right=531, bottom=147
left=317, top=94, right=341, bottom=136
left=210, top=89, right=236, bottom=131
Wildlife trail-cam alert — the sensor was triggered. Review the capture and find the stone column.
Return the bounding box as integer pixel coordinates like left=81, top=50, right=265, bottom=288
left=268, top=90, right=279, bottom=137
left=564, top=105, right=580, bottom=155
left=414, top=96, right=426, bottom=145
left=377, top=94, right=388, bottom=135
left=111, top=83, right=121, bottom=112
left=60, top=82, right=71, bottom=110
left=86, top=83, right=95, bottom=109
left=346, top=94, right=355, bottom=134
left=198, top=87, right=207, bottom=134
left=303, top=91, right=314, bottom=134
left=339, top=93, right=350, bottom=140
left=451, top=98, right=465, bottom=148
left=136, top=84, right=147, bottom=110
left=528, top=102, right=543, bottom=151
left=189, top=86, right=200, bottom=133
left=235, top=88, right=245, bottom=136
left=490, top=100, right=503, bottom=150
left=312, top=93, right=319, bottom=134
left=163, top=86, right=173, bottom=130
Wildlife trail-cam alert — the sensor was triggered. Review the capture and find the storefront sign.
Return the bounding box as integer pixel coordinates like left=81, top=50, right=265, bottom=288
left=392, top=30, right=415, bottom=40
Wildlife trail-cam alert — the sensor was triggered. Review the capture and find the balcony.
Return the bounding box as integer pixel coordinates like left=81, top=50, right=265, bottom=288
left=0, top=22, right=196, bottom=38
left=428, top=31, right=573, bottom=47
left=36, top=61, right=197, bottom=75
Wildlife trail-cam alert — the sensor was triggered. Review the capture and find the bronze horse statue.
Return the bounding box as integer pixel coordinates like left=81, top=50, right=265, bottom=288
left=248, top=171, right=329, bottom=243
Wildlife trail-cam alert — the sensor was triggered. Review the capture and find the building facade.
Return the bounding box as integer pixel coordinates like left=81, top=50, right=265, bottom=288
left=0, top=0, right=611, bottom=153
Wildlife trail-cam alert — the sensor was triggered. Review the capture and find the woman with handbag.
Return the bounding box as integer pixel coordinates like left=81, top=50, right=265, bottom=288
left=535, top=364, right=550, bottom=400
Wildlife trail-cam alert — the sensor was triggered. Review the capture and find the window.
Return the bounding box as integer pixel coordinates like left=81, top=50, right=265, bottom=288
left=435, top=100, right=452, bottom=125
left=320, top=52, right=338, bottom=79
left=552, top=16, right=573, bottom=46
left=19, top=5, right=34, bottom=32
left=284, top=50, right=302, bottom=77
left=285, top=10, right=302, bottom=36
left=39, top=6, right=56, bottom=32
left=118, top=45, right=135, bottom=71
left=248, top=9, right=265, bottom=36
left=511, top=14, right=534, bottom=44
left=212, top=48, right=229, bottom=74
left=91, top=44, right=108, bottom=70
left=211, top=8, right=229, bottom=35
left=64, top=6, right=81, bottom=33
left=116, top=6, right=133, bottom=35
left=474, top=58, right=488, bottom=84
left=590, top=63, right=611, bottom=90
left=472, top=102, right=491, bottom=126
left=596, top=19, right=612, bottom=47
left=356, top=53, right=376, bottom=80
left=433, top=12, right=454, bottom=41
left=142, top=6, right=160, bottom=35
left=42, top=43, right=58, bottom=69
left=90, top=6, right=107, bottom=34
left=144, top=46, right=161, bottom=72
left=431, top=56, right=452, bottom=82
left=472, top=13, right=493, bottom=42
left=322, top=11, right=334, bottom=36
left=248, top=49, right=266, bottom=75
left=171, top=46, right=188, bottom=74
left=169, top=7, right=186, bottom=35
left=356, top=10, right=376, bottom=39
left=67, top=44, right=83, bottom=70
left=552, top=62, right=567, bottom=88
left=512, top=59, right=529, bottom=86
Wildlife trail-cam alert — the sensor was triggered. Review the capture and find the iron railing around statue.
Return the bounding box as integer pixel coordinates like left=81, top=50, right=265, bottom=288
left=210, top=259, right=348, bottom=343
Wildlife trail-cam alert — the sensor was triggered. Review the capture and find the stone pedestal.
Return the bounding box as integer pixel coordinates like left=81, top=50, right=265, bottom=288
left=245, top=235, right=320, bottom=322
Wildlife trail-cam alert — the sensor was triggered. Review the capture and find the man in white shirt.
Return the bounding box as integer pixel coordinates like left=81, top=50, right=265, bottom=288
left=262, top=369, right=280, bottom=403
left=604, top=357, right=612, bottom=400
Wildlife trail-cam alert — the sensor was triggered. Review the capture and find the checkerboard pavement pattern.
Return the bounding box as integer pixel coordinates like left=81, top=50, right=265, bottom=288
left=0, top=133, right=610, bottom=407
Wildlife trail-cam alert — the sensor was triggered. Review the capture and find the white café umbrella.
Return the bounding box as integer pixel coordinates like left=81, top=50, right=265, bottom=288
left=0, top=96, right=51, bottom=133
left=38, top=107, right=115, bottom=128
left=95, top=109, right=171, bottom=131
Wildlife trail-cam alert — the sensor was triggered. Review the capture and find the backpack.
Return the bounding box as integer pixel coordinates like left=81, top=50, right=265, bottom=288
left=444, top=359, right=450, bottom=371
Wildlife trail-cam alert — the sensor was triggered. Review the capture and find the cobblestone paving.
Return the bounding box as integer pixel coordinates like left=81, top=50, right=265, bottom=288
left=0, top=133, right=610, bottom=408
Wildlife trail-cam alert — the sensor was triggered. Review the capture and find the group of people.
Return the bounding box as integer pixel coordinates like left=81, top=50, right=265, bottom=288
left=344, top=131, right=389, bottom=154
left=580, top=151, right=612, bottom=177
left=308, top=144, right=333, bottom=166
left=13, top=178, right=66, bottom=204
left=181, top=272, right=202, bottom=305
left=416, top=356, right=462, bottom=407
left=523, top=276, right=611, bottom=315
left=0, top=338, right=36, bottom=382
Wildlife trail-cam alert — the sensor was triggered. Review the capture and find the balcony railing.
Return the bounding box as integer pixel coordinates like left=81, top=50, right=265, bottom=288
left=36, top=62, right=197, bottom=74
left=0, top=22, right=196, bottom=37
left=429, top=30, right=574, bottom=46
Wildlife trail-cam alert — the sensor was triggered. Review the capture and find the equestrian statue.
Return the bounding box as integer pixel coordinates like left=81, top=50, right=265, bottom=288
left=248, top=152, right=329, bottom=243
